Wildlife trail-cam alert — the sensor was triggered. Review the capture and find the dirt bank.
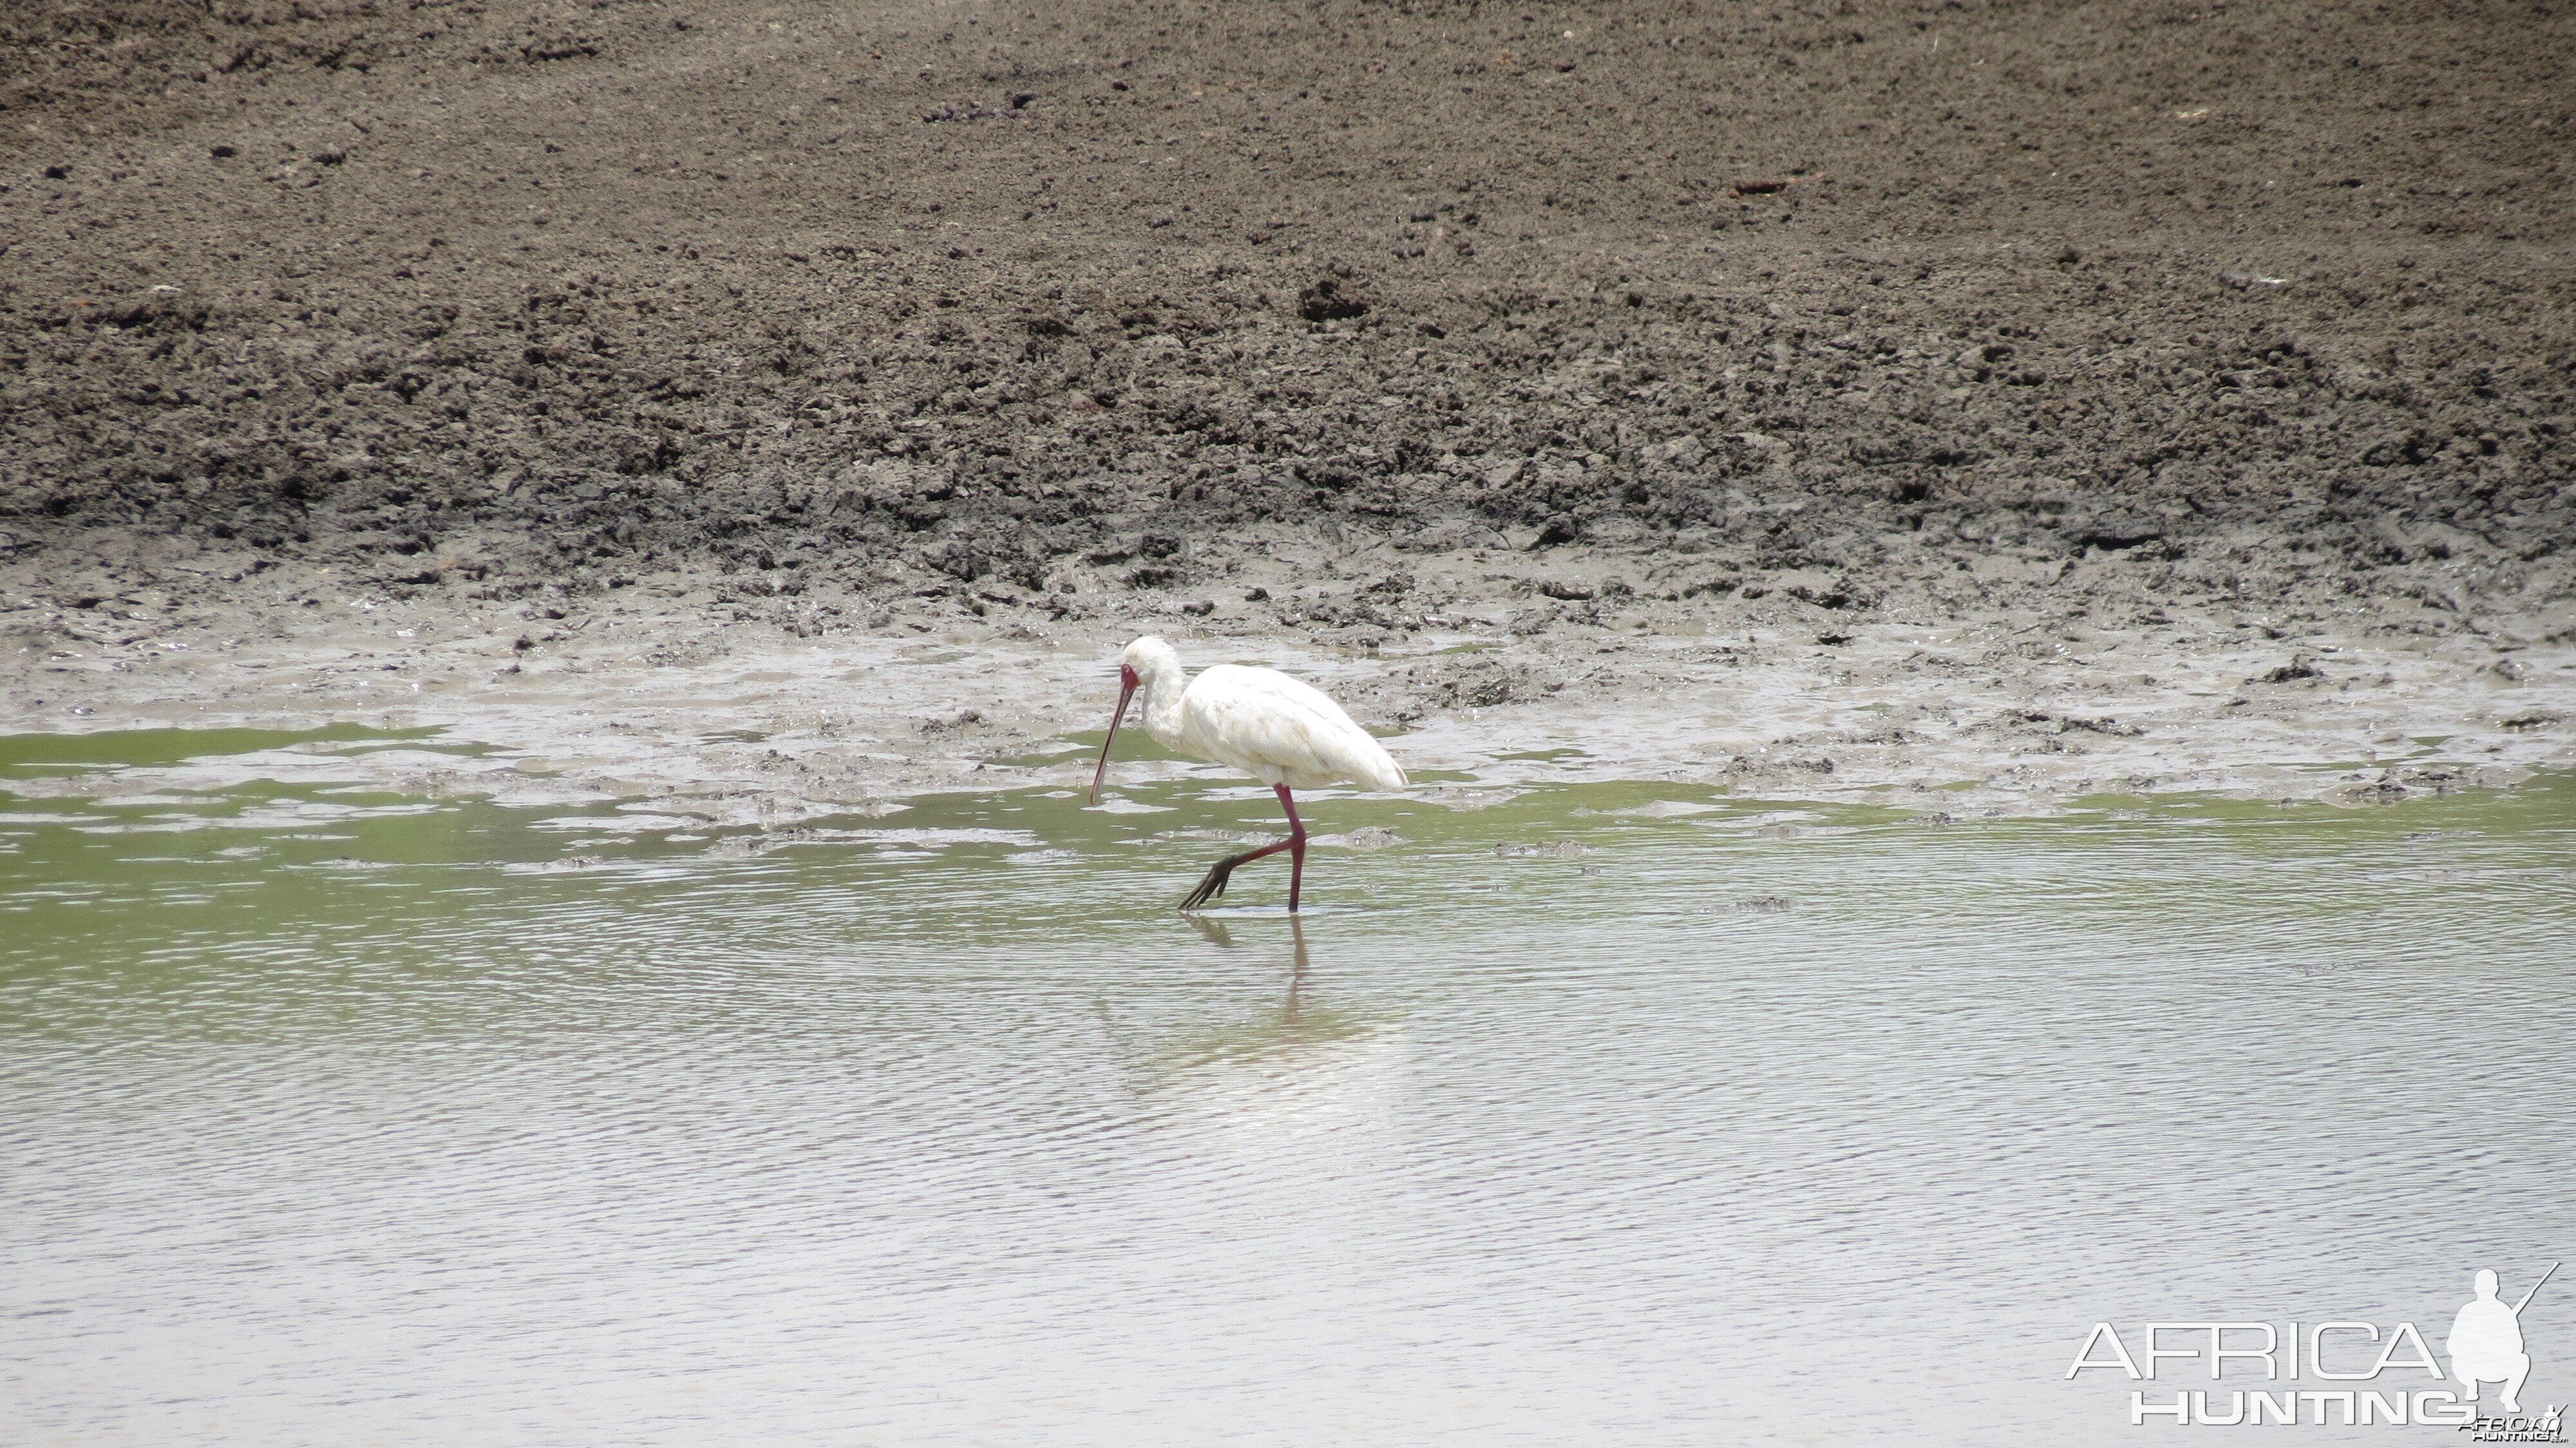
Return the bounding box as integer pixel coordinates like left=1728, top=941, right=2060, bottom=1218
left=3, top=0, right=2573, bottom=805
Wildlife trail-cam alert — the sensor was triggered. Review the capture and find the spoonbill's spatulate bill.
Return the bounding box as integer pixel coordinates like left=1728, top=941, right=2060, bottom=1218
left=1089, top=636, right=1406, bottom=911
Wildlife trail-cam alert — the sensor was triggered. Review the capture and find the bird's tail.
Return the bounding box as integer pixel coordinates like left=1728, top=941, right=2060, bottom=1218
left=1370, top=751, right=1409, bottom=792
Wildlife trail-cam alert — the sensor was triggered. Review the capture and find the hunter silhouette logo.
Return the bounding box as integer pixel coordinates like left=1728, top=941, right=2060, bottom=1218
left=2067, top=1261, right=2563, bottom=1429
left=2450, top=1263, right=2553, bottom=1415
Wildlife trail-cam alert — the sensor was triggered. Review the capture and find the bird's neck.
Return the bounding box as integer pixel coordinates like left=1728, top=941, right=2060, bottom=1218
left=1136, top=662, right=1189, bottom=749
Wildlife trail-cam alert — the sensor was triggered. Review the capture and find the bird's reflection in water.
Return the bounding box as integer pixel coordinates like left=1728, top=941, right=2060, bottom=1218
left=1137, top=914, right=1378, bottom=1078
left=1188, top=913, right=1311, bottom=1016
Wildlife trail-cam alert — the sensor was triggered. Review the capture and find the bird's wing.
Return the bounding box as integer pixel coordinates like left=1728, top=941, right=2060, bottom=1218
left=1185, top=665, right=1408, bottom=790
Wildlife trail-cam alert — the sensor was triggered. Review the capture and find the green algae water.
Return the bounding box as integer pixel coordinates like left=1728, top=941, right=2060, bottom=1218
left=3, top=729, right=2571, bottom=1445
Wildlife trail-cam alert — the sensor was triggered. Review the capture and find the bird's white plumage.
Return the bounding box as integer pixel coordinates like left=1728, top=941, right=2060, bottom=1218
left=1120, top=637, right=1406, bottom=792
left=1180, top=663, right=1408, bottom=790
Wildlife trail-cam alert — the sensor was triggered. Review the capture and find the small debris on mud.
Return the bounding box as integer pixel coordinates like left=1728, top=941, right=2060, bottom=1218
left=703, top=827, right=832, bottom=858
left=1495, top=840, right=1591, bottom=858
left=508, top=853, right=608, bottom=873
left=1296, top=276, right=1368, bottom=322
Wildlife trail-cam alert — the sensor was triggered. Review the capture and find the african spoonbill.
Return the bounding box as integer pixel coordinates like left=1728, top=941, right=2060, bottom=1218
left=1088, top=636, right=1406, bottom=911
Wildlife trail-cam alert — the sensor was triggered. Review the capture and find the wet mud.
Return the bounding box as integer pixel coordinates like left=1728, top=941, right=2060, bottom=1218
left=3, top=0, right=2573, bottom=803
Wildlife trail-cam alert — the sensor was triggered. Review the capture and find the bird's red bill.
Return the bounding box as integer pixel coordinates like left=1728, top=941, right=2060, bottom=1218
left=1089, top=674, right=1138, bottom=805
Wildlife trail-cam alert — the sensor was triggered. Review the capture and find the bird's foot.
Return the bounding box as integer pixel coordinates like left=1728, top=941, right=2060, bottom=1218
left=1179, top=857, right=1236, bottom=912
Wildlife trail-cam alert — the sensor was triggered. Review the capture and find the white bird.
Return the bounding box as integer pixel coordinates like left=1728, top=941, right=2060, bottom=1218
left=1089, top=636, right=1406, bottom=911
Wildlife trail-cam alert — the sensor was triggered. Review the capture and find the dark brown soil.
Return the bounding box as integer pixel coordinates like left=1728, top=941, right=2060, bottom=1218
left=4, top=0, right=2573, bottom=646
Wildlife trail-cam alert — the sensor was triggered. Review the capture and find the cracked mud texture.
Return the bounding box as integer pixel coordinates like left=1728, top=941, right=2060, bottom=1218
left=3, top=0, right=2573, bottom=806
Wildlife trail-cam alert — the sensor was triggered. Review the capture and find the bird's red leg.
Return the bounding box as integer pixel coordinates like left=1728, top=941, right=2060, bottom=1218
left=1175, top=785, right=1311, bottom=913
left=1179, top=836, right=1292, bottom=911
left=1276, top=784, right=1307, bottom=913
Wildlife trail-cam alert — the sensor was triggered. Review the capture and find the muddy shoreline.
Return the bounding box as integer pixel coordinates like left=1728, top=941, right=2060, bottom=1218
left=4, top=0, right=2573, bottom=807
left=6, top=540, right=2568, bottom=821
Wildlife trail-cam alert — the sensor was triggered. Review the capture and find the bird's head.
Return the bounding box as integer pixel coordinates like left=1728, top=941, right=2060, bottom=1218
left=1116, top=634, right=1177, bottom=681
left=1092, top=636, right=1175, bottom=805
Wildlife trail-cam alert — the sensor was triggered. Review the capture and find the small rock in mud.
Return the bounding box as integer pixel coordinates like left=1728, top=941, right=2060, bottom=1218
left=2327, top=763, right=2489, bottom=805
left=2253, top=658, right=2324, bottom=683
left=704, top=827, right=825, bottom=857
left=1530, top=515, right=1580, bottom=549
left=1495, top=839, right=1589, bottom=858
left=1728, top=755, right=1837, bottom=779
left=2333, top=777, right=2411, bottom=806
left=1296, top=277, right=1367, bottom=322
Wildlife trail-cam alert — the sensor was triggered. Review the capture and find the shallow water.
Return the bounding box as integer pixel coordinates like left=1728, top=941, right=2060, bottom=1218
left=3, top=730, right=2572, bottom=1445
